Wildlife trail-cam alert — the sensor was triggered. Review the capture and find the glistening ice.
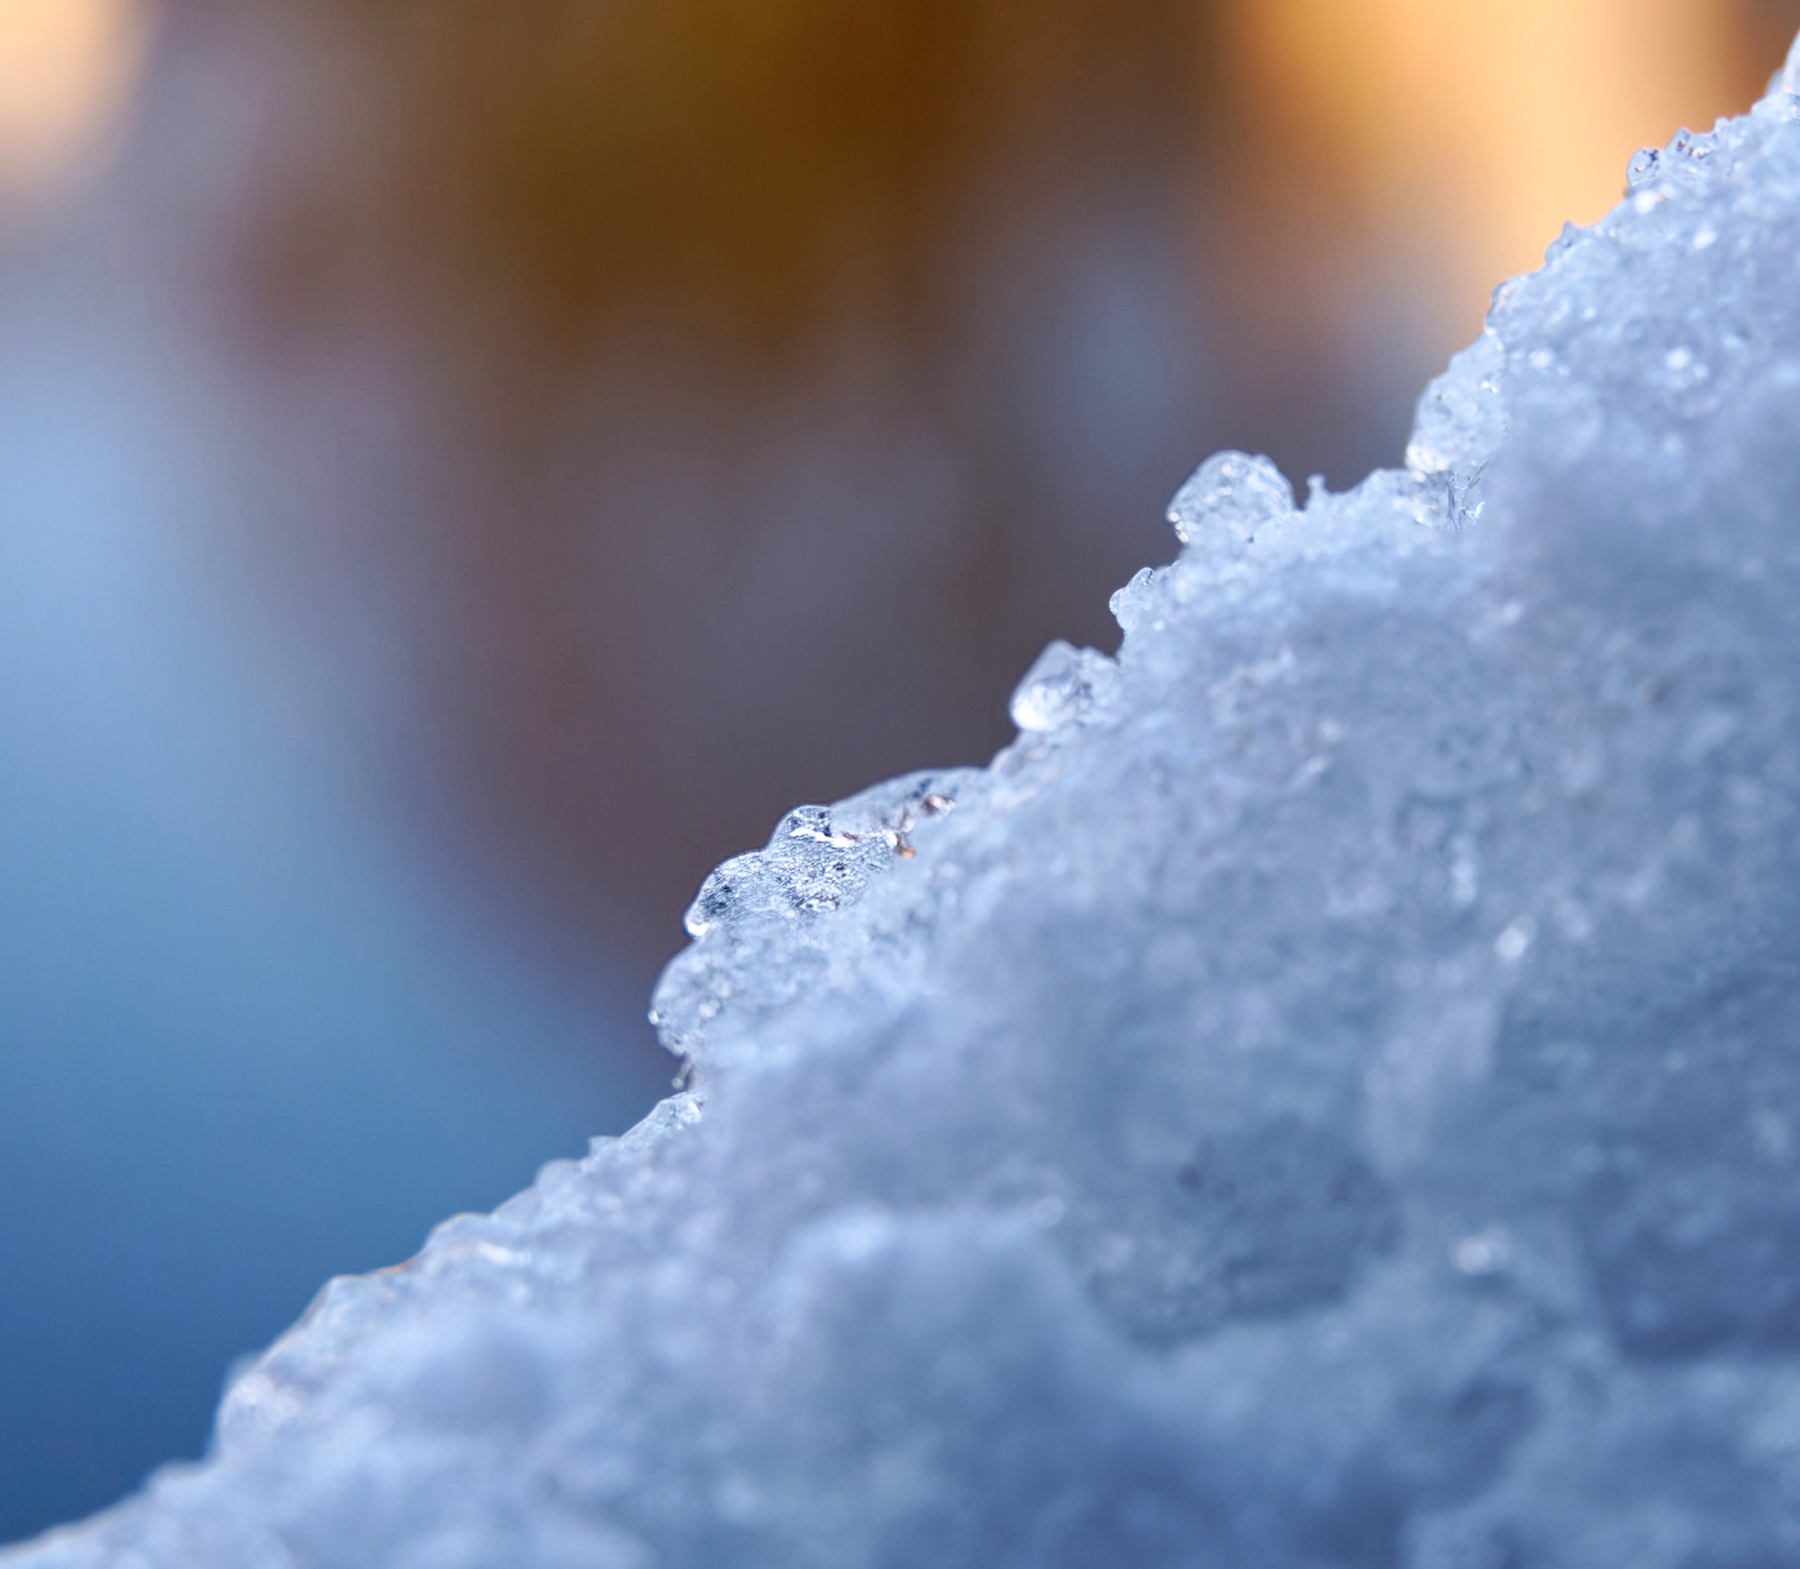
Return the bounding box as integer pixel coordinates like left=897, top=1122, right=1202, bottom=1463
left=13, top=37, right=1800, bottom=1569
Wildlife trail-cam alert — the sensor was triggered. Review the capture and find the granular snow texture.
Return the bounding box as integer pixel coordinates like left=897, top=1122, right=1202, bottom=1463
left=13, top=36, right=1800, bottom=1569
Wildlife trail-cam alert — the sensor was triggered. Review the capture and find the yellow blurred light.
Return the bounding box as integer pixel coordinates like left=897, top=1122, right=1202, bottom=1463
left=0, top=0, right=148, bottom=202
left=1232, top=0, right=1743, bottom=339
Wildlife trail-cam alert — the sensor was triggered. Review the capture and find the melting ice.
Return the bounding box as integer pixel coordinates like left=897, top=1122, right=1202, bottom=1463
left=13, top=35, right=1800, bottom=1569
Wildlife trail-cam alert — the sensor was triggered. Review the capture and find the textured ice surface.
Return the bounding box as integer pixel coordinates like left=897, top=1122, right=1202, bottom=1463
left=14, top=40, right=1800, bottom=1569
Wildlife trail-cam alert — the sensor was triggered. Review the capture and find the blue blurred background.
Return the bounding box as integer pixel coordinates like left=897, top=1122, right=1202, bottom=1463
left=0, top=119, right=672, bottom=1530
left=0, top=0, right=1795, bottom=1545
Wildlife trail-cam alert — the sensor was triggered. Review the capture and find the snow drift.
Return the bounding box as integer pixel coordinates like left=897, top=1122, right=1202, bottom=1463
left=13, top=35, right=1800, bottom=1569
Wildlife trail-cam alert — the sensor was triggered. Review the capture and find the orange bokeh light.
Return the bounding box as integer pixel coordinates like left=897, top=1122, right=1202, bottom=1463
left=1228, top=0, right=1750, bottom=340
left=0, top=0, right=148, bottom=203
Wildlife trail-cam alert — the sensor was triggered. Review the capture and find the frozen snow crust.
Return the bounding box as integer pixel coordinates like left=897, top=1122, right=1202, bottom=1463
left=15, top=49, right=1800, bottom=1569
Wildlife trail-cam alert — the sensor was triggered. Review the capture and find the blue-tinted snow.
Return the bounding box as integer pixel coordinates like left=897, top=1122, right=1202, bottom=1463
left=11, top=33, right=1800, bottom=1569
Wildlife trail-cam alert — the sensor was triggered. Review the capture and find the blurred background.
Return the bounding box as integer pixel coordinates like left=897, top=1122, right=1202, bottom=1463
left=0, top=0, right=1795, bottom=1545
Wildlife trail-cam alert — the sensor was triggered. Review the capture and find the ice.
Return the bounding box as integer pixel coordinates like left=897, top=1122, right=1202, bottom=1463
left=1165, top=449, right=1296, bottom=544
left=12, top=47, right=1800, bottom=1569
left=1007, top=640, right=1118, bottom=732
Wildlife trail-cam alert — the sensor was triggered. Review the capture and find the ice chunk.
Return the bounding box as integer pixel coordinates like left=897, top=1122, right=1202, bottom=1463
left=1406, top=328, right=1506, bottom=485
left=1007, top=639, right=1118, bottom=732
left=13, top=38, right=1800, bottom=1569
left=1165, top=449, right=1294, bottom=544
left=1777, top=28, right=1800, bottom=99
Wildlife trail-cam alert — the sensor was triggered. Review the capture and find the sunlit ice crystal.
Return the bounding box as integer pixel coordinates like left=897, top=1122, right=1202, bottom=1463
left=11, top=41, right=1800, bottom=1569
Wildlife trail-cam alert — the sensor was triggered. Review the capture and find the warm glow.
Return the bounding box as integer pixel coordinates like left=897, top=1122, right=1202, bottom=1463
left=0, top=0, right=148, bottom=200
left=1231, top=0, right=1745, bottom=339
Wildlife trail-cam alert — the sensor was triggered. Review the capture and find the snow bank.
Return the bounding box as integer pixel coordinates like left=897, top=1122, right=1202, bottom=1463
left=13, top=35, right=1800, bottom=1568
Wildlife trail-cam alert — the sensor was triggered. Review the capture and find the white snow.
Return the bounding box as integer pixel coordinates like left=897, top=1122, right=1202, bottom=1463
left=12, top=32, right=1800, bottom=1568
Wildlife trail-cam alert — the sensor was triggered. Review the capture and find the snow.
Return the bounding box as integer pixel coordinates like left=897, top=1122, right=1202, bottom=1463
left=12, top=32, right=1800, bottom=1568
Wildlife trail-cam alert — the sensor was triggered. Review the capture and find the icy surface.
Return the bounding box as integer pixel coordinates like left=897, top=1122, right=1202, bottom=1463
left=14, top=41, right=1800, bottom=1569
